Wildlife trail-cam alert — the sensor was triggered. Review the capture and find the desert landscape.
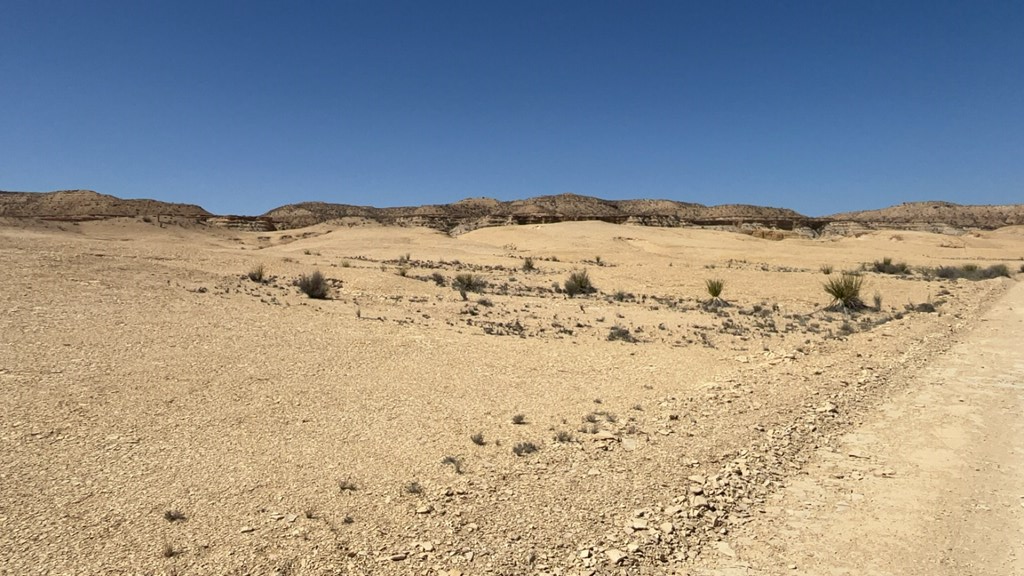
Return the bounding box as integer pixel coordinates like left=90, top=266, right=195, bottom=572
left=1, top=191, right=1023, bottom=575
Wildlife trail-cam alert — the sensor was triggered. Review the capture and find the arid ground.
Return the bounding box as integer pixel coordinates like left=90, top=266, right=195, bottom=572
left=2, top=216, right=1022, bottom=575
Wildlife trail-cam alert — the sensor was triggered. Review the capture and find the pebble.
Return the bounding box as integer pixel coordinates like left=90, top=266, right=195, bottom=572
left=239, top=526, right=255, bottom=533
left=605, top=548, right=627, bottom=564
left=390, top=553, right=407, bottom=561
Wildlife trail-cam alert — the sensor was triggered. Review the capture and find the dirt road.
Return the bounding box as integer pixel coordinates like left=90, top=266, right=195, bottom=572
left=708, top=280, right=1024, bottom=576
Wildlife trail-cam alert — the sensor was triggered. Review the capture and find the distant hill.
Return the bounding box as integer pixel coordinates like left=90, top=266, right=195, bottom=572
left=262, top=193, right=812, bottom=232
left=830, top=201, right=1024, bottom=229
left=0, top=189, right=210, bottom=219
left=3, top=189, right=1022, bottom=236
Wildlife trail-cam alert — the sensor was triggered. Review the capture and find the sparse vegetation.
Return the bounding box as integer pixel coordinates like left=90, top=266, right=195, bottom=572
left=161, top=543, right=177, bottom=558
left=441, top=455, right=464, bottom=474
left=933, top=263, right=1011, bottom=280
left=824, top=273, right=866, bottom=311
left=511, top=413, right=527, bottom=425
left=337, top=478, right=357, bottom=492
left=872, top=291, right=883, bottom=310
left=453, top=273, right=487, bottom=300
left=163, top=509, right=186, bottom=522
left=247, top=263, right=267, bottom=282
left=820, top=264, right=833, bottom=275
left=522, top=257, right=536, bottom=272
left=470, top=432, right=485, bottom=446
left=607, top=325, right=636, bottom=342
left=404, top=481, right=423, bottom=495
left=705, top=278, right=725, bottom=300
left=431, top=272, right=446, bottom=286
left=512, top=442, right=539, bottom=456
left=872, top=257, right=911, bottom=275
left=564, top=269, right=596, bottom=297
left=296, top=270, right=329, bottom=299
left=477, top=297, right=493, bottom=307
left=554, top=430, right=574, bottom=443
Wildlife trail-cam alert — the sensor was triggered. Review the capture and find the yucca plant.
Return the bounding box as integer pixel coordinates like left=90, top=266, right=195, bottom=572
left=705, top=278, right=725, bottom=300
left=824, top=273, right=865, bottom=311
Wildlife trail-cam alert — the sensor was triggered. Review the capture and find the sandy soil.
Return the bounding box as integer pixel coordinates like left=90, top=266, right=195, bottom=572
left=1, top=218, right=1022, bottom=575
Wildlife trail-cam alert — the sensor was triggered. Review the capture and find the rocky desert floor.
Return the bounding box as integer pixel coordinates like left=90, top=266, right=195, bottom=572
left=1, top=218, right=1022, bottom=575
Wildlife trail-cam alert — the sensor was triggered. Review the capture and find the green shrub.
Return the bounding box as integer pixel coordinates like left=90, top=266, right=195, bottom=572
left=564, top=269, right=596, bottom=297
left=705, top=278, right=725, bottom=300
left=823, top=273, right=865, bottom=310
left=296, top=270, right=329, bottom=299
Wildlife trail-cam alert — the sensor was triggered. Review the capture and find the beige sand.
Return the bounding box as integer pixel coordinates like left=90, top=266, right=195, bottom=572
left=1, top=218, right=1022, bottom=575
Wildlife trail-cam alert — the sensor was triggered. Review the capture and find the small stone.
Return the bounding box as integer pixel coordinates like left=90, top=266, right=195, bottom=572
left=660, top=522, right=674, bottom=534
left=687, top=475, right=706, bottom=484
left=605, top=548, right=627, bottom=564
left=416, top=504, right=433, bottom=514
left=390, top=553, right=407, bottom=561
left=579, top=549, right=591, bottom=559
left=593, top=430, right=616, bottom=441
left=626, top=543, right=640, bottom=553
left=419, top=541, right=434, bottom=551
left=240, top=526, right=255, bottom=533
left=816, top=402, right=838, bottom=414
left=630, top=519, right=648, bottom=530
left=621, top=438, right=638, bottom=451
left=690, top=495, right=709, bottom=508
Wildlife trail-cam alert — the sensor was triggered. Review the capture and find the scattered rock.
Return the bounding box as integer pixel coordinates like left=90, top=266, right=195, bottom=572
left=605, top=548, right=627, bottom=564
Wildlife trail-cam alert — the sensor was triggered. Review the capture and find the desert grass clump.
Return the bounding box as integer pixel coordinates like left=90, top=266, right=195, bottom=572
left=453, top=273, right=487, bottom=300
left=470, top=432, right=486, bottom=446
left=705, top=278, right=725, bottom=300
left=161, top=543, right=177, bottom=558
left=296, top=270, right=329, bottom=299
left=511, top=413, right=527, bottom=425
left=871, top=257, right=911, bottom=275
left=337, top=478, right=357, bottom=492
left=607, top=325, right=636, bottom=343
left=512, top=442, right=539, bottom=456
left=820, top=264, right=833, bottom=275
left=247, top=263, right=267, bottom=283
left=403, top=481, right=424, bottom=495
left=934, top=263, right=1011, bottom=280
left=554, top=430, right=574, bottom=443
left=522, top=257, right=536, bottom=272
left=431, top=272, right=446, bottom=286
left=563, top=269, right=596, bottom=297
left=824, top=273, right=866, bottom=311
left=441, top=455, right=464, bottom=474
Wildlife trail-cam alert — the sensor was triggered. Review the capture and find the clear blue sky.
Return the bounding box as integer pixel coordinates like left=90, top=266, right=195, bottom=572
left=2, top=1, right=1021, bottom=216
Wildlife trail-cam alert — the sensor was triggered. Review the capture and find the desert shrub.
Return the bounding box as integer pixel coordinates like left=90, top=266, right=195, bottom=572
left=453, top=273, right=487, bottom=300
left=337, top=478, right=357, bottom=492
left=1019, top=263, right=1024, bottom=274
left=512, top=442, right=539, bottom=456
left=872, top=291, right=883, bottom=310
left=163, top=510, right=186, bottom=522
left=607, top=325, right=636, bottom=342
left=511, top=413, right=527, bottom=425
left=564, top=269, right=596, bottom=297
left=522, top=257, right=536, bottom=272
left=824, top=273, right=865, bottom=310
left=161, top=543, right=177, bottom=558
left=340, top=259, right=351, bottom=268
left=431, top=272, right=446, bottom=286
left=612, top=289, right=633, bottom=302
left=404, top=481, right=423, bottom=495
left=554, top=430, right=574, bottom=443
left=247, top=263, right=267, bottom=283
left=872, top=257, right=911, bottom=275
left=934, top=263, right=1011, bottom=280
left=705, top=278, right=725, bottom=300
left=477, top=297, right=493, bottom=307
left=470, top=432, right=485, bottom=446
left=296, top=270, right=329, bottom=299
left=396, top=265, right=409, bottom=277
left=820, top=264, right=833, bottom=275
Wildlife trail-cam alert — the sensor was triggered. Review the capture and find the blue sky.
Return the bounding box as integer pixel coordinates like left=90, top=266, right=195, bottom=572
left=2, top=1, right=1021, bottom=216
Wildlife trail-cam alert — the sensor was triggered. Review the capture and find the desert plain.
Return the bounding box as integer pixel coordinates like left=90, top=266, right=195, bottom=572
left=2, top=207, right=1023, bottom=575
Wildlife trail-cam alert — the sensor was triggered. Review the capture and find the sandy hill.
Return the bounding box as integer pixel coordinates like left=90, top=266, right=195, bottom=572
left=0, top=189, right=210, bottom=219
left=831, top=201, right=1024, bottom=228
